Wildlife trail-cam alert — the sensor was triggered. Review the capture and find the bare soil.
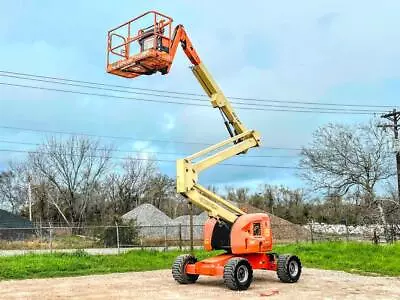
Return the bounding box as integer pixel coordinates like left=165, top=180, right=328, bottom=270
left=0, top=268, right=399, bottom=300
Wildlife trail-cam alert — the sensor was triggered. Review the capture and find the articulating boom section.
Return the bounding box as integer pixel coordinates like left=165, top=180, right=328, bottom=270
left=176, top=62, right=261, bottom=224
left=171, top=31, right=261, bottom=224
left=106, top=10, right=261, bottom=225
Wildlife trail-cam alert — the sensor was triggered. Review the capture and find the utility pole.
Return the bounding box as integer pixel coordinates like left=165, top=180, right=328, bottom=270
left=27, top=174, right=32, bottom=222
left=379, top=109, right=400, bottom=202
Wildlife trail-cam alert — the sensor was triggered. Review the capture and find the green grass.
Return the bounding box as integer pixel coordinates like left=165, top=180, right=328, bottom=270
left=274, top=242, right=400, bottom=276
left=0, top=249, right=221, bottom=280
left=0, top=242, right=399, bottom=281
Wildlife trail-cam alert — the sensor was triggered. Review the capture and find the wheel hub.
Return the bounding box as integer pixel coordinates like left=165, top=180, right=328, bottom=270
left=288, top=261, right=299, bottom=277
left=237, top=265, right=249, bottom=283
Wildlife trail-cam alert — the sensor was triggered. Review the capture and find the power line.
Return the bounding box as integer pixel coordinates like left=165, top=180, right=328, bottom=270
left=0, top=140, right=299, bottom=158
left=0, top=149, right=302, bottom=170
left=0, top=70, right=395, bottom=109
left=0, top=81, right=382, bottom=115
left=0, top=73, right=385, bottom=114
left=0, top=125, right=302, bottom=151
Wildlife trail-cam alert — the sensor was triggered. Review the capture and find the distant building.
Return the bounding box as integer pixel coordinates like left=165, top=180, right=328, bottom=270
left=0, top=209, right=35, bottom=240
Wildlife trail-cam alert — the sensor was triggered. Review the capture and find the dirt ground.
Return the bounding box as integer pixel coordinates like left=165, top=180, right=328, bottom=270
left=0, top=268, right=399, bottom=300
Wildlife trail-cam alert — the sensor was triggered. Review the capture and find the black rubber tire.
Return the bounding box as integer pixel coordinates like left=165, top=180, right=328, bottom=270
left=223, top=257, right=253, bottom=291
left=172, top=254, right=199, bottom=284
left=277, top=255, right=302, bottom=283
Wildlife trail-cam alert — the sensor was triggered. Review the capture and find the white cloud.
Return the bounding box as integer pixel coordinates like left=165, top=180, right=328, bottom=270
left=162, top=113, right=175, bottom=132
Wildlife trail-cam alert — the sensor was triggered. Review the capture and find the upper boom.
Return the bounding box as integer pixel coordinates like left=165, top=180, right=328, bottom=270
left=166, top=25, right=247, bottom=137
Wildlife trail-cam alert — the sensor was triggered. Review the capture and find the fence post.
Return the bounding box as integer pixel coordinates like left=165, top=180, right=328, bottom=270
left=179, top=223, right=182, bottom=251
left=345, top=220, right=350, bottom=242
left=49, top=222, right=53, bottom=253
left=309, top=222, right=314, bottom=244
left=37, top=219, right=42, bottom=243
left=164, top=225, right=168, bottom=251
left=373, top=228, right=379, bottom=245
left=189, top=203, right=194, bottom=253
left=115, top=222, right=120, bottom=254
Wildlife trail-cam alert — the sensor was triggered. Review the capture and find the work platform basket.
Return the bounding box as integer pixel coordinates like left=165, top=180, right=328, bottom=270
left=106, top=11, right=174, bottom=78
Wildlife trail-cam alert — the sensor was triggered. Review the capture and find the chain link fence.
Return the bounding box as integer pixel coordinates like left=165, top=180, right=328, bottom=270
left=0, top=223, right=205, bottom=251
left=0, top=222, right=398, bottom=252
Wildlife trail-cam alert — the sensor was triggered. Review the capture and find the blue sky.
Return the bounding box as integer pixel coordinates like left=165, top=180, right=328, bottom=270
left=0, top=1, right=399, bottom=191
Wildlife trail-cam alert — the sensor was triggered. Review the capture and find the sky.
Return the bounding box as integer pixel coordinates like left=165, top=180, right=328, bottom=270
left=0, top=1, right=399, bottom=192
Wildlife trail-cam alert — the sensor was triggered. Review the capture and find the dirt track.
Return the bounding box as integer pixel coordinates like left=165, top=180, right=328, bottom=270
left=0, top=268, right=399, bottom=300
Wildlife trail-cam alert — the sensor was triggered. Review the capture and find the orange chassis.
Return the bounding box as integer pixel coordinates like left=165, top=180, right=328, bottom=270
left=186, top=253, right=277, bottom=277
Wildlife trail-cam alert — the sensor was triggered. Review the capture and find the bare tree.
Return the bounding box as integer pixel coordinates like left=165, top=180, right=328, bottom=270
left=103, top=157, right=157, bottom=216
left=29, top=136, right=112, bottom=227
left=224, top=186, right=250, bottom=204
left=143, top=173, right=175, bottom=214
left=300, top=120, right=395, bottom=234
left=0, top=162, right=28, bottom=213
left=300, top=120, right=394, bottom=202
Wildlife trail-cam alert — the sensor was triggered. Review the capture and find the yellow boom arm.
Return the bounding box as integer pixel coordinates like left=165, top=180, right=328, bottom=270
left=177, top=63, right=261, bottom=224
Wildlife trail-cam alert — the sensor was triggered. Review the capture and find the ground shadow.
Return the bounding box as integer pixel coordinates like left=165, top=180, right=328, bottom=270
left=194, top=274, right=278, bottom=289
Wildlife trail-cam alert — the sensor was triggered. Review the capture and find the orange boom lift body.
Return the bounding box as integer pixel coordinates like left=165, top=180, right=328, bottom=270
left=107, top=11, right=301, bottom=290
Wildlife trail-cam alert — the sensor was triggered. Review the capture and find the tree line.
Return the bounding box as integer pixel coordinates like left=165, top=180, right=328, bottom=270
left=0, top=117, right=398, bottom=228
left=0, top=136, right=182, bottom=227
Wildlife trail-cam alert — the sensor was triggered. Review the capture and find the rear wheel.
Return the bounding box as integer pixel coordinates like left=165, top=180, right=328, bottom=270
left=223, top=257, right=253, bottom=290
left=277, top=255, right=302, bottom=283
left=172, top=254, right=199, bottom=284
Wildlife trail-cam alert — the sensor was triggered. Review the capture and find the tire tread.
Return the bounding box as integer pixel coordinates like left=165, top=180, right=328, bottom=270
left=223, top=257, right=253, bottom=290
left=277, top=254, right=301, bottom=283
left=172, top=254, right=199, bottom=284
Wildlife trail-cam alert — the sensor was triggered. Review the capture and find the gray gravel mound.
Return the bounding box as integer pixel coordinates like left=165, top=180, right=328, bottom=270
left=121, top=203, right=172, bottom=226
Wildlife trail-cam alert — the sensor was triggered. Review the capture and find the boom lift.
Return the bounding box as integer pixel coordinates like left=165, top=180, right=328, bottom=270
left=107, top=11, right=301, bottom=290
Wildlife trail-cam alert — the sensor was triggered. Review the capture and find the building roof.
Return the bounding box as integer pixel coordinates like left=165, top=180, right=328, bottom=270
left=0, top=209, right=33, bottom=228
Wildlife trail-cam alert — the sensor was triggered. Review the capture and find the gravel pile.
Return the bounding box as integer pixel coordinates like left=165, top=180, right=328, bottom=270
left=171, top=212, right=208, bottom=240
left=122, top=203, right=172, bottom=226
left=172, top=212, right=209, bottom=225
left=122, top=204, right=173, bottom=239
left=122, top=204, right=208, bottom=240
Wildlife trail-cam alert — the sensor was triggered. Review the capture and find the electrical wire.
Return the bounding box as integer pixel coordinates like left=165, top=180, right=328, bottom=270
left=0, top=140, right=299, bottom=158
left=0, top=125, right=302, bottom=150
left=0, top=73, right=386, bottom=114
left=0, top=82, right=383, bottom=115
left=0, top=70, right=396, bottom=109
left=0, top=149, right=302, bottom=169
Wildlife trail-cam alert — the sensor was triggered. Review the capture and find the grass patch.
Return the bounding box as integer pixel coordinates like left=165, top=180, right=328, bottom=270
left=0, top=249, right=221, bottom=280
left=274, top=242, right=400, bottom=276
left=0, top=242, right=399, bottom=281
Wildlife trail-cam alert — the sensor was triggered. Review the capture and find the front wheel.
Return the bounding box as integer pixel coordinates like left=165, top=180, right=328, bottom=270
left=172, top=254, right=199, bottom=284
left=223, top=257, right=253, bottom=290
left=277, top=255, right=302, bottom=283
